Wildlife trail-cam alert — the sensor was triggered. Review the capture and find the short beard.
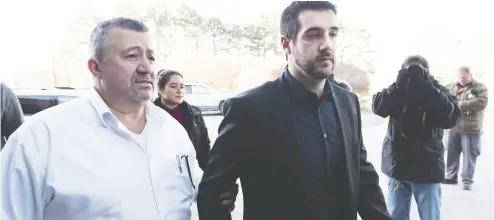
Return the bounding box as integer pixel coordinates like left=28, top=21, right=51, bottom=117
left=294, top=54, right=333, bottom=80
left=291, top=40, right=333, bottom=79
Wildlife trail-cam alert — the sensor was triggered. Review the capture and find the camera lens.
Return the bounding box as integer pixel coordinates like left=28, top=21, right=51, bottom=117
left=406, top=65, right=425, bottom=79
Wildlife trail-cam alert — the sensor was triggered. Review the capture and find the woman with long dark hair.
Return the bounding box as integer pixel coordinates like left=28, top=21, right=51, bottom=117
left=154, top=70, right=211, bottom=170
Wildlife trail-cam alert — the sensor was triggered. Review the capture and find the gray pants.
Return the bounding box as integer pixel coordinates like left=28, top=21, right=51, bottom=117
left=446, top=132, right=482, bottom=185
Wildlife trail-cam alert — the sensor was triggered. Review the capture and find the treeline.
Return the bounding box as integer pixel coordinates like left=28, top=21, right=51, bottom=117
left=67, top=3, right=283, bottom=59
left=42, top=2, right=375, bottom=93
left=146, top=4, right=281, bottom=57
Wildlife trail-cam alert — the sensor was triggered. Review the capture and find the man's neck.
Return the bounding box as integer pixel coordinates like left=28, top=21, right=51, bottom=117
left=108, top=104, right=146, bottom=122
left=96, top=88, right=147, bottom=133
left=460, top=80, right=473, bottom=87
left=288, top=65, right=326, bottom=98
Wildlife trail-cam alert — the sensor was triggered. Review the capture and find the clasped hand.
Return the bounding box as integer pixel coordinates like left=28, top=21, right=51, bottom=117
left=396, top=68, right=435, bottom=105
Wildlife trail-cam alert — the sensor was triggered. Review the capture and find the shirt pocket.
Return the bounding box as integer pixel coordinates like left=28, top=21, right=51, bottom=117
left=149, top=152, right=194, bottom=218
left=176, top=155, right=196, bottom=189
left=466, top=91, right=477, bottom=100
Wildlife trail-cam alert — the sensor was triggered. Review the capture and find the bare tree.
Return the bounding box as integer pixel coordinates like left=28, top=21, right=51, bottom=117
left=337, top=23, right=376, bottom=74
left=55, top=2, right=102, bottom=88
left=243, top=23, right=269, bottom=57
left=142, top=4, right=173, bottom=61
left=173, top=5, right=204, bottom=52
left=259, top=11, right=283, bottom=56
left=222, top=24, right=244, bottom=54
left=203, top=17, right=226, bottom=56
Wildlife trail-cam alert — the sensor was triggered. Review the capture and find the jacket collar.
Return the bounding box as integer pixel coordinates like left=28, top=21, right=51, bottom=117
left=283, top=68, right=332, bottom=103
left=87, top=88, right=152, bottom=128
left=153, top=98, right=201, bottom=116
left=456, top=79, right=478, bottom=88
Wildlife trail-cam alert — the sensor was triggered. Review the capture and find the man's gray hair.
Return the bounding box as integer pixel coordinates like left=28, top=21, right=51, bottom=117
left=458, top=66, right=471, bottom=75
left=89, top=17, right=149, bottom=61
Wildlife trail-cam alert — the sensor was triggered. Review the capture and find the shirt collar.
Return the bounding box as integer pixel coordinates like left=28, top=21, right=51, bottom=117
left=283, top=68, right=332, bottom=103
left=457, top=80, right=476, bottom=88
left=87, top=88, right=153, bottom=128
left=87, top=88, right=113, bottom=127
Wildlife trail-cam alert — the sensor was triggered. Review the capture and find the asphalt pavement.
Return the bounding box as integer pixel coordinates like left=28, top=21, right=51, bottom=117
left=196, top=109, right=493, bottom=220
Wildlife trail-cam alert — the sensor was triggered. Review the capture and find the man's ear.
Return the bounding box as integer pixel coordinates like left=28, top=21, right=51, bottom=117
left=88, top=58, right=102, bottom=79
left=280, top=36, right=292, bottom=55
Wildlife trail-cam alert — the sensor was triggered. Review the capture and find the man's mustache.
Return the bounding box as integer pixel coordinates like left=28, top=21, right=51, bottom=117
left=316, top=52, right=334, bottom=61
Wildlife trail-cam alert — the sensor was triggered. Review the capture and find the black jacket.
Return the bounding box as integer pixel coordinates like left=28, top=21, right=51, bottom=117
left=198, top=75, right=390, bottom=220
left=154, top=99, right=211, bottom=170
left=372, top=78, right=461, bottom=183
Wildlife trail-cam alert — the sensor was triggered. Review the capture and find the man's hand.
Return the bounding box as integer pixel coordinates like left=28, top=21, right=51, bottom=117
left=396, top=68, right=408, bottom=89
left=220, top=183, right=239, bottom=212
left=408, top=77, right=434, bottom=96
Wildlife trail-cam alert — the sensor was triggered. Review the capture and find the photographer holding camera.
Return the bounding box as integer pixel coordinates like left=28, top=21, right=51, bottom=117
left=372, top=55, right=461, bottom=220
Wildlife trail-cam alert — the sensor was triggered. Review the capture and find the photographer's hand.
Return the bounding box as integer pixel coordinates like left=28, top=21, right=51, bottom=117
left=401, top=77, right=425, bottom=104
left=417, top=77, right=434, bottom=96
left=395, top=69, right=408, bottom=89
left=407, top=77, right=437, bottom=107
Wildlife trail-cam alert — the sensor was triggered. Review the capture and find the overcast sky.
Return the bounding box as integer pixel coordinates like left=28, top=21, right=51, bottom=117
left=1, top=0, right=491, bottom=86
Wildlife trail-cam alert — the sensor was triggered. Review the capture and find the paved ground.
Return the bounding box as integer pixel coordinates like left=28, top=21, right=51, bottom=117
left=194, top=108, right=493, bottom=220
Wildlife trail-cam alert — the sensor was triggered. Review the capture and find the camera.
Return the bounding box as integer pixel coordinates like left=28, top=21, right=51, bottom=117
left=405, top=64, right=427, bottom=80
left=400, top=64, right=429, bottom=139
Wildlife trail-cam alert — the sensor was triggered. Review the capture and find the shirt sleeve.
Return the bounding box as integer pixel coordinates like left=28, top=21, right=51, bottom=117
left=187, top=137, right=204, bottom=202
left=1, top=120, right=50, bottom=220
left=178, top=125, right=203, bottom=202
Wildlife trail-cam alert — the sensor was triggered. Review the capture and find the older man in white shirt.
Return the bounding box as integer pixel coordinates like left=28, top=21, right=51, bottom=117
left=1, top=18, right=229, bottom=220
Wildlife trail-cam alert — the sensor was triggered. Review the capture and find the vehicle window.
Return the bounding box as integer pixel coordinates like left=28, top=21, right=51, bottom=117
left=194, top=85, right=210, bottom=94
left=184, top=85, right=192, bottom=94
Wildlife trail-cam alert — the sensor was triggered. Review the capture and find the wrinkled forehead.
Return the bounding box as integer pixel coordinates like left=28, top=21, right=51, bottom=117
left=106, top=28, right=153, bottom=52
left=458, top=71, right=471, bottom=76
left=298, top=9, right=339, bottom=32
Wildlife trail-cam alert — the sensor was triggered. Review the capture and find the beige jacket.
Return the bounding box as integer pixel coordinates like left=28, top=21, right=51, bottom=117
left=447, top=80, right=488, bottom=133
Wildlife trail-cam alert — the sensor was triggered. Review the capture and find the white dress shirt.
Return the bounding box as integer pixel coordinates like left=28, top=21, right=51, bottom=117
left=1, top=89, right=203, bottom=220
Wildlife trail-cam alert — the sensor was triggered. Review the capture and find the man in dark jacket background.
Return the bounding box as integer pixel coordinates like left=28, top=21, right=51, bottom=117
left=372, top=55, right=461, bottom=220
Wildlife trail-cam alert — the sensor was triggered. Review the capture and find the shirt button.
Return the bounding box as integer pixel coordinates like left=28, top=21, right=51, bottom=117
left=324, top=133, right=327, bottom=138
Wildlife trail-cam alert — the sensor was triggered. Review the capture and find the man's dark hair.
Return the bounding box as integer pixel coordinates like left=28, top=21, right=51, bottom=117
left=89, top=17, right=149, bottom=61
left=157, top=70, right=183, bottom=89
left=458, top=66, right=471, bottom=74
left=401, top=55, right=430, bottom=70
left=280, top=1, right=337, bottom=42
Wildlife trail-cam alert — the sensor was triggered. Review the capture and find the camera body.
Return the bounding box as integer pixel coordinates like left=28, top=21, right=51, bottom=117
left=405, top=64, right=427, bottom=81
left=403, top=64, right=428, bottom=105
left=400, top=64, right=429, bottom=139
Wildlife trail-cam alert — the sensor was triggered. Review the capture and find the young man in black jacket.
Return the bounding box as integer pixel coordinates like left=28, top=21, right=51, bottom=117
left=198, top=2, right=390, bottom=220
left=372, top=55, right=461, bottom=220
